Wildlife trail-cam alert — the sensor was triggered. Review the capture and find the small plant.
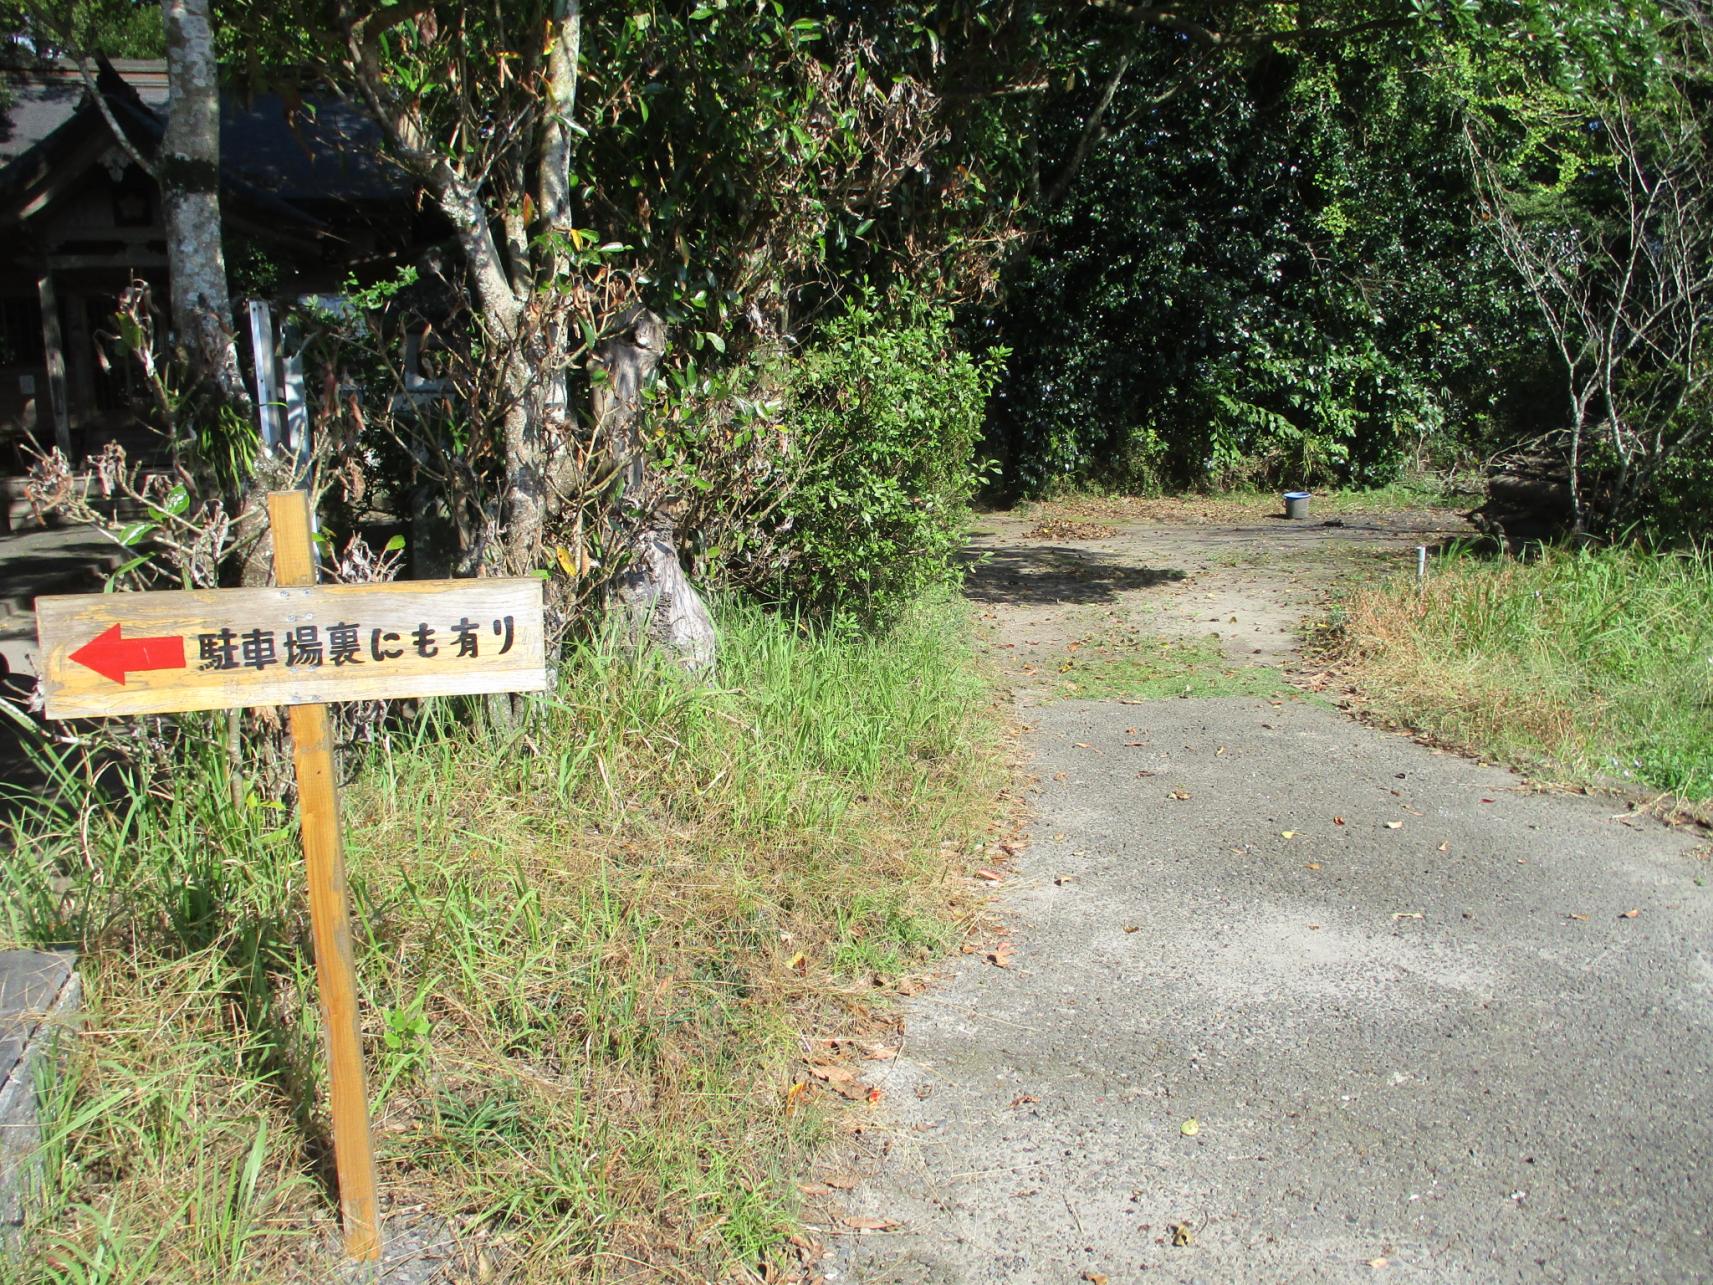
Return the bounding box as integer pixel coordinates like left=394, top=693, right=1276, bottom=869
left=376, top=978, right=437, bottom=1103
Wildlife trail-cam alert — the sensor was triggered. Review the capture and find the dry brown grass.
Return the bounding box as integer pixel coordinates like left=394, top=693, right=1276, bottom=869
left=1330, top=545, right=1713, bottom=807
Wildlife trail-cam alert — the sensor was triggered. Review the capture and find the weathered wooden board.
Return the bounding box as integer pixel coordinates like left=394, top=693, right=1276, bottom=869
left=35, top=578, right=546, bottom=719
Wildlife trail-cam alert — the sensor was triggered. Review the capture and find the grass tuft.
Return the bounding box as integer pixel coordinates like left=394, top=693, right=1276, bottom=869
left=1049, top=628, right=1294, bottom=703
left=1331, top=543, right=1713, bottom=803
left=0, top=591, right=1005, bottom=1282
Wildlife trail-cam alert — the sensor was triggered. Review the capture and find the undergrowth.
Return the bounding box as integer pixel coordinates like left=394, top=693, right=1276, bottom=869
left=1013, top=469, right=1478, bottom=524
left=1331, top=543, right=1713, bottom=804
left=0, top=592, right=1005, bottom=1283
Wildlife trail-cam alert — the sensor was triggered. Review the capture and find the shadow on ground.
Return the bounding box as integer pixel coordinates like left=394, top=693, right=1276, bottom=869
left=961, top=544, right=1186, bottom=607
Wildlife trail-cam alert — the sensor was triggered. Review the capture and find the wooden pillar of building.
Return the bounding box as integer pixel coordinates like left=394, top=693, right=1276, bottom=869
left=36, top=273, right=70, bottom=458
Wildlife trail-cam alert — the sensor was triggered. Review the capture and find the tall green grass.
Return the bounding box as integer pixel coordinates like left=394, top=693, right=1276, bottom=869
left=0, top=592, right=1004, bottom=1282
left=1336, top=543, right=1713, bottom=802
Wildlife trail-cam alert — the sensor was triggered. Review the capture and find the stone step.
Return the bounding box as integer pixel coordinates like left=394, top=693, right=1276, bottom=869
left=0, top=950, right=80, bottom=1240
left=3, top=473, right=158, bottom=533
left=0, top=523, right=128, bottom=680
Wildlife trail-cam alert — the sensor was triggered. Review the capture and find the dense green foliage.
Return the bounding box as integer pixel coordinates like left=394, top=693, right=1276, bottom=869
left=768, top=292, right=1002, bottom=627
left=974, top=0, right=1711, bottom=533
left=985, top=30, right=1536, bottom=496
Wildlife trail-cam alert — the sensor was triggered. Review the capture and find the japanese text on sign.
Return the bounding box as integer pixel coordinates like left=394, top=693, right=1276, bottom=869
left=35, top=579, right=546, bottom=720
left=192, top=616, right=517, bottom=671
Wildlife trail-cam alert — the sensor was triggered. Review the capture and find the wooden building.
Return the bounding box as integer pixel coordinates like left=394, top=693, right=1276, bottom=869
left=0, top=57, right=428, bottom=474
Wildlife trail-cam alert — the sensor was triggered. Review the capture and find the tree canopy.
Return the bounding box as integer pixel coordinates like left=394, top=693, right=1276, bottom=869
left=8, top=0, right=1708, bottom=635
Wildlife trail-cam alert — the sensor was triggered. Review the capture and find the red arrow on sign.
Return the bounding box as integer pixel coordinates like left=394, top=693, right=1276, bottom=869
left=69, top=624, right=187, bottom=685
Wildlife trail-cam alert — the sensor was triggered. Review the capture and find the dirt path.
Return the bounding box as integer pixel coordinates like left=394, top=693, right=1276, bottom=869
left=824, top=506, right=1713, bottom=1283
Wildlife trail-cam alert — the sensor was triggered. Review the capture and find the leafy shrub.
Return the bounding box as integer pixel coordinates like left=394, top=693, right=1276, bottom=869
left=768, top=290, right=1002, bottom=627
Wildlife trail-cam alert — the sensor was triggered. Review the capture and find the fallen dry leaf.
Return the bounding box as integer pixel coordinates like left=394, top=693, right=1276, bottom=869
left=808, top=1063, right=855, bottom=1086
left=1368, top=1257, right=1389, bottom=1269
left=1124, top=924, right=1140, bottom=934
left=986, top=942, right=1016, bottom=968
left=1385, top=820, right=1404, bottom=829
left=974, top=868, right=1004, bottom=883
left=1180, top=1117, right=1200, bottom=1136
left=860, top=1043, right=898, bottom=1061
left=785, top=1081, right=809, bottom=1111
left=1169, top=790, right=1192, bottom=800
left=1082, top=1272, right=1109, bottom=1284
left=797, top=1182, right=833, bottom=1197
left=1305, top=862, right=1322, bottom=871
left=1391, top=912, right=1424, bottom=921
left=1333, top=816, right=1346, bottom=826
left=1073, top=741, right=1092, bottom=749
left=1438, top=842, right=1450, bottom=852
left=1620, top=908, right=1641, bottom=919
left=1010, top=1093, right=1040, bottom=1107
left=1281, top=830, right=1296, bottom=839
left=1568, top=913, right=1589, bottom=921
left=842, top=1216, right=898, bottom=1232
left=1171, top=1222, right=1194, bottom=1246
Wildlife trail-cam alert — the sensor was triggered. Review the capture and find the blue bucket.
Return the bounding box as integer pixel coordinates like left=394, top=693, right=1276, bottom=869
left=1283, top=491, right=1311, bottom=520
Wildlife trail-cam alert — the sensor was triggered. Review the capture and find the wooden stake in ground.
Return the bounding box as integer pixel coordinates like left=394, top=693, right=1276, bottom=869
left=269, top=489, right=381, bottom=1261
left=33, top=490, right=550, bottom=1261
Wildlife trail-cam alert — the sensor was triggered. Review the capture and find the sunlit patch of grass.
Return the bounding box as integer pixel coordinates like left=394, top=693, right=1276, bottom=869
left=1331, top=543, right=1713, bottom=804
left=1048, top=629, right=1295, bottom=703
left=0, top=591, right=1006, bottom=1281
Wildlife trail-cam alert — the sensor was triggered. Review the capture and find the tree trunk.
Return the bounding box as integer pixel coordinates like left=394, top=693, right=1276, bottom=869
left=160, top=0, right=247, bottom=413
left=596, top=309, right=715, bottom=672
left=161, top=0, right=291, bottom=587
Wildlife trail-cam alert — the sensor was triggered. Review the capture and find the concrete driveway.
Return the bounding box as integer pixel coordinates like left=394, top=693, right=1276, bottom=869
left=828, top=507, right=1713, bottom=1283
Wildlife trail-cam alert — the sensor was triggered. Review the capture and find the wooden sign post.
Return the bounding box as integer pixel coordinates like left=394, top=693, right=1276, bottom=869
left=34, top=491, right=549, bottom=1261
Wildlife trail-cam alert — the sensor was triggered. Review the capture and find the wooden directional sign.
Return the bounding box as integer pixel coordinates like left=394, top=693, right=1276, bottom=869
left=36, top=578, right=546, bottom=719
left=31, top=492, right=551, bottom=1264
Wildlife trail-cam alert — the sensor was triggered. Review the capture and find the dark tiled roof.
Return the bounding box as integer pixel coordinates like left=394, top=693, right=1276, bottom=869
left=0, top=61, right=167, bottom=166
left=220, top=93, right=401, bottom=203
left=0, top=59, right=407, bottom=207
